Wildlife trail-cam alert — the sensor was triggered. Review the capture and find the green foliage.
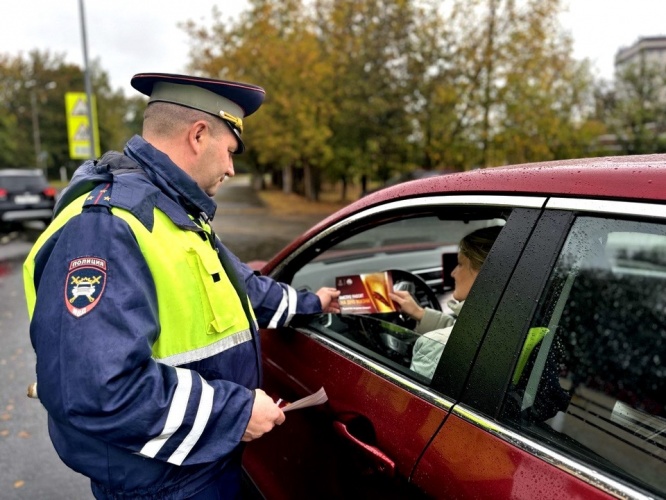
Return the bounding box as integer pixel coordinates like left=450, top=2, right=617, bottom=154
left=0, top=111, right=19, bottom=166
left=3, top=0, right=660, bottom=193
left=0, top=50, right=140, bottom=178
left=595, top=61, right=666, bottom=155
left=183, top=0, right=603, bottom=196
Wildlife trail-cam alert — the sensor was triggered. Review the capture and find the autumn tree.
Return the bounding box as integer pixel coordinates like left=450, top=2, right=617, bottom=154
left=489, top=0, right=600, bottom=164
left=182, top=0, right=602, bottom=197
left=0, top=51, right=73, bottom=174
left=185, top=0, right=334, bottom=198
left=185, top=0, right=421, bottom=198
left=313, top=0, right=418, bottom=195
left=407, top=1, right=487, bottom=170
left=413, top=0, right=598, bottom=169
left=0, top=57, right=19, bottom=166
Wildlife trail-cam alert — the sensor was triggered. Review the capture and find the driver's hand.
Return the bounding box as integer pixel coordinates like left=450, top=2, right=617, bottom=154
left=389, top=290, right=425, bottom=321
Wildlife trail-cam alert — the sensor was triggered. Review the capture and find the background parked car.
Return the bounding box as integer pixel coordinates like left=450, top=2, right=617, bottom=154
left=242, top=154, right=666, bottom=499
left=0, top=169, right=56, bottom=228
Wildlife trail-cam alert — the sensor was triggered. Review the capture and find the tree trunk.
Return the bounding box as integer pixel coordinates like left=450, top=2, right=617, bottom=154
left=282, top=165, right=293, bottom=194
left=361, top=174, right=368, bottom=196
left=303, top=163, right=319, bottom=201
left=340, top=175, right=348, bottom=201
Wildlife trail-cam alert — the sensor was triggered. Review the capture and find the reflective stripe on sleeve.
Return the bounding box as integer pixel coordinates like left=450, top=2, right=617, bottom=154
left=157, top=329, right=252, bottom=367
left=267, top=288, right=288, bottom=329
left=285, top=286, right=297, bottom=325
left=139, top=367, right=192, bottom=458
left=167, top=374, right=214, bottom=465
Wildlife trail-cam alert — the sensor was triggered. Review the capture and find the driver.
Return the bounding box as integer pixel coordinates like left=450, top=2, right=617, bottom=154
left=389, top=226, right=502, bottom=379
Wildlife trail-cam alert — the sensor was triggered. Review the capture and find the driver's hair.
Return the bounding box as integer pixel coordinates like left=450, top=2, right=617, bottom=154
left=459, top=225, right=503, bottom=271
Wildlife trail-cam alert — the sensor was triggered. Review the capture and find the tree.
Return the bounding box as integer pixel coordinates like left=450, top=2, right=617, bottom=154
left=185, top=0, right=422, bottom=198
left=490, top=0, right=599, bottom=164
left=402, top=0, right=598, bottom=170
left=597, top=60, right=666, bottom=155
left=0, top=50, right=140, bottom=178
left=186, top=0, right=334, bottom=198
left=314, top=0, right=417, bottom=189
left=407, top=0, right=486, bottom=170
left=0, top=51, right=73, bottom=172
left=182, top=0, right=602, bottom=198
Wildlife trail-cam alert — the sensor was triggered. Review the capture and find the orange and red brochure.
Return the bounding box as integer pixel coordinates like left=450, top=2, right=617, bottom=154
left=335, top=271, right=397, bottom=314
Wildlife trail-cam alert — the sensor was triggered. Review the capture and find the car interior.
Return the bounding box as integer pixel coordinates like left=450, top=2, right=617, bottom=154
left=287, top=207, right=509, bottom=382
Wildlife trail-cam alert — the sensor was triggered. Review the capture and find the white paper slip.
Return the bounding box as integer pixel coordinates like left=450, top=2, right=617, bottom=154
left=281, top=387, right=328, bottom=412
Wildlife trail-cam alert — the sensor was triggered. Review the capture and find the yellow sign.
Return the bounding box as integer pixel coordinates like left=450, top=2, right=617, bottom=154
left=65, top=92, right=101, bottom=160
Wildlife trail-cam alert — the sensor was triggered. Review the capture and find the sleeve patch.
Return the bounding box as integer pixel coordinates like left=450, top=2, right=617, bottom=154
left=65, top=257, right=107, bottom=317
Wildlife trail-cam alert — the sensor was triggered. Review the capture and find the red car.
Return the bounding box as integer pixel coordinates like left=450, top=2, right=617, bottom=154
left=243, top=154, right=666, bottom=499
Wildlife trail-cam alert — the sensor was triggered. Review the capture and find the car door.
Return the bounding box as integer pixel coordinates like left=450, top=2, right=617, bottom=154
left=242, top=194, right=545, bottom=498
left=414, top=199, right=666, bottom=498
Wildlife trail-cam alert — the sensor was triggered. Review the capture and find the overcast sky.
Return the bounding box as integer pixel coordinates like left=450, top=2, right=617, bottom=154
left=2, top=1, right=665, bottom=96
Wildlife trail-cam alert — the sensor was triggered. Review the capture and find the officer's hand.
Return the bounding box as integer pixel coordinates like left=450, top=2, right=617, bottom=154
left=316, top=287, right=341, bottom=313
left=388, top=290, right=425, bottom=321
left=241, top=389, right=285, bottom=442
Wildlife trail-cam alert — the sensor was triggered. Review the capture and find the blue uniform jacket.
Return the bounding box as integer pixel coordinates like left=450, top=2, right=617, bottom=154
left=27, top=135, right=322, bottom=499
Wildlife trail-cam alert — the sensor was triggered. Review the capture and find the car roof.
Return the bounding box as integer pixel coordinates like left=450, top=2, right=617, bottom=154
left=263, top=153, right=666, bottom=271
left=292, top=154, right=666, bottom=253
left=356, top=153, right=666, bottom=209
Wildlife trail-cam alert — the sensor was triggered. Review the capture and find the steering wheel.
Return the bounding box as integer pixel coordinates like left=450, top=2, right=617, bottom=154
left=378, top=269, right=442, bottom=330
left=388, top=269, right=441, bottom=311
left=356, top=314, right=421, bottom=366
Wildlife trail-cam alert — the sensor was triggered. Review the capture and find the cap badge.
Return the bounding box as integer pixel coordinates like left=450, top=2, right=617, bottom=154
left=219, top=110, right=243, bottom=133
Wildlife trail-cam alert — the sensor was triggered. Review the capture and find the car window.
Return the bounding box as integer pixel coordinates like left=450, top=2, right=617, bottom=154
left=0, top=173, right=47, bottom=191
left=290, top=212, right=506, bottom=383
left=500, top=216, right=666, bottom=497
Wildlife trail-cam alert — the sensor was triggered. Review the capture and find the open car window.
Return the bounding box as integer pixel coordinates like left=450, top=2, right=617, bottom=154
left=290, top=210, right=506, bottom=383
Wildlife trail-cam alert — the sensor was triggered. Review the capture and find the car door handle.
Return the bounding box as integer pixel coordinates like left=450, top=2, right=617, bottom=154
left=333, top=420, right=396, bottom=477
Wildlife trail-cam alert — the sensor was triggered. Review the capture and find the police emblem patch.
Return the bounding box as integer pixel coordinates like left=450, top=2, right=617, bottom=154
left=65, top=257, right=107, bottom=317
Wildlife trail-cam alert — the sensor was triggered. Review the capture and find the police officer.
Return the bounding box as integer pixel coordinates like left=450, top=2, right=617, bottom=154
left=24, top=73, right=340, bottom=499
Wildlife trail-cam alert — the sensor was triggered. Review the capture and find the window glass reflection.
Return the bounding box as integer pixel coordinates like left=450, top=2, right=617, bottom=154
left=503, top=216, right=666, bottom=497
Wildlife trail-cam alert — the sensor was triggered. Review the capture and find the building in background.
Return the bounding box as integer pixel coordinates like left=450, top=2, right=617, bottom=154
left=615, top=36, right=666, bottom=75
left=594, top=36, right=666, bottom=155
left=614, top=36, right=666, bottom=104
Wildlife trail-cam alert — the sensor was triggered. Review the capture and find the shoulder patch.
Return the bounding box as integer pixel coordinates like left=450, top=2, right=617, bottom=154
left=65, top=257, right=107, bottom=317
left=83, top=182, right=113, bottom=208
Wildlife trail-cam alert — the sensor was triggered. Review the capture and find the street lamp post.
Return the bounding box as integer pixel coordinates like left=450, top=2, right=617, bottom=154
left=29, top=90, right=42, bottom=170
left=79, top=0, right=96, bottom=160
left=26, top=80, right=57, bottom=178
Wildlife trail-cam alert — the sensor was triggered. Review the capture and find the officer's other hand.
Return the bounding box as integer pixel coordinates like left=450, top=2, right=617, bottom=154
left=316, top=287, right=341, bottom=313
left=241, top=389, right=285, bottom=442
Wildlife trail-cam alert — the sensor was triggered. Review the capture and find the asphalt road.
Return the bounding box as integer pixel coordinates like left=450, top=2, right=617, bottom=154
left=0, top=178, right=332, bottom=499
left=211, top=176, right=330, bottom=263
left=0, top=224, right=92, bottom=499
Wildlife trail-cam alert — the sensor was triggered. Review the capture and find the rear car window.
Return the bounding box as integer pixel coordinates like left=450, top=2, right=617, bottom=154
left=501, top=216, right=666, bottom=497
left=0, top=173, right=48, bottom=191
